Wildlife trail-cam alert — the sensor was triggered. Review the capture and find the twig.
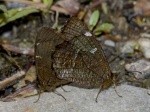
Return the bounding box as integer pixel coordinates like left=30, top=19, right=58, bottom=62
left=2, top=0, right=70, bottom=14
left=0, top=70, right=25, bottom=90
left=1, top=44, right=34, bottom=56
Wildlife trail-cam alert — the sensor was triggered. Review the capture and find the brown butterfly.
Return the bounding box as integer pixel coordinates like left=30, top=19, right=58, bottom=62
left=52, top=17, right=117, bottom=102
left=35, top=17, right=119, bottom=102
left=35, top=27, right=69, bottom=92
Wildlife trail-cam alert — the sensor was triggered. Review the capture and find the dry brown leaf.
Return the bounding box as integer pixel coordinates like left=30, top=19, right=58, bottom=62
left=17, top=66, right=36, bottom=88
left=56, top=0, right=80, bottom=15
left=134, top=0, right=150, bottom=16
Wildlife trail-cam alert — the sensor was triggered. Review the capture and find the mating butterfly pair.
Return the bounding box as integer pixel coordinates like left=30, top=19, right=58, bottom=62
left=35, top=17, right=115, bottom=101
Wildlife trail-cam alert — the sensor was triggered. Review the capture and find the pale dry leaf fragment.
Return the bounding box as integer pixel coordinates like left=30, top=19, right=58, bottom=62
left=56, top=0, right=80, bottom=15
left=0, top=70, right=25, bottom=90
left=134, top=0, right=150, bottom=16
left=17, top=66, right=36, bottom=89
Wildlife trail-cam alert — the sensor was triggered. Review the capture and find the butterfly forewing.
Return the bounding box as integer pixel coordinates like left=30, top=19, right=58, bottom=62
left=35, top=27, right=69, bottom=92
left=62, top=17, right=111, bottom=79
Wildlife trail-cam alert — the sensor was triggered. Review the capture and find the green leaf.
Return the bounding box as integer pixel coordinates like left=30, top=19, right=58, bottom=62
left=0, top=8, right=39, bottom=27
left=43, top=0, right=53, bottom=8
left=94, top=23, right=114, bottom=35
left=0, top=5, right=7, bottom=13
left=43, top=0, right=53, bottom=4
left=88, top=10, right=100, bottom=31
left=102, top=2, right=107, bottom=14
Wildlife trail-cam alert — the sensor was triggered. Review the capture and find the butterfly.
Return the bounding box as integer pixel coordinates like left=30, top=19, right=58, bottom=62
left=35, top=17, right=118, bottom=102
left=35, top=27, right=69, bottom=92
left=52, top=17, right=116, bottom=102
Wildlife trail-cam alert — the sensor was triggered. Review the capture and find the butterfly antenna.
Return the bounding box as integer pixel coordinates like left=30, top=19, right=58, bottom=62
left=127, top=71, right=142, bottom=80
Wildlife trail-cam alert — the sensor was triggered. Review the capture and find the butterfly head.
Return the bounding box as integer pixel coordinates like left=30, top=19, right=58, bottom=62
left=36, top=78, right=55, bottom=92
left=102, top=72, right=117, bottom=89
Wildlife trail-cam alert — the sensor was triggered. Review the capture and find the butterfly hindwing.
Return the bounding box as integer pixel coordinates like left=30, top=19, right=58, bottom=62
left=53, top=42, right=105, bottom=88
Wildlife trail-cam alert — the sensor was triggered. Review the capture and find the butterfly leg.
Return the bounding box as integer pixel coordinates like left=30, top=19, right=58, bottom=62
left=61, top=85, right=70, bottom=92
left=34, top=89, right=41, bottom=103
left=54, top=90, right=66, bottom=101
left=113, top=79, right=122, bottom=97
left=95, top=85, right=103, bottom=103
left=147, top=87, right=150, bottom=95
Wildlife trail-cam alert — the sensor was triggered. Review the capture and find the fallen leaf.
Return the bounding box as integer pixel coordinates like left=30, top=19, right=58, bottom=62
left=134, top=0, right=150, bottom=16
left=56, top=0, right=80, bottom=15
